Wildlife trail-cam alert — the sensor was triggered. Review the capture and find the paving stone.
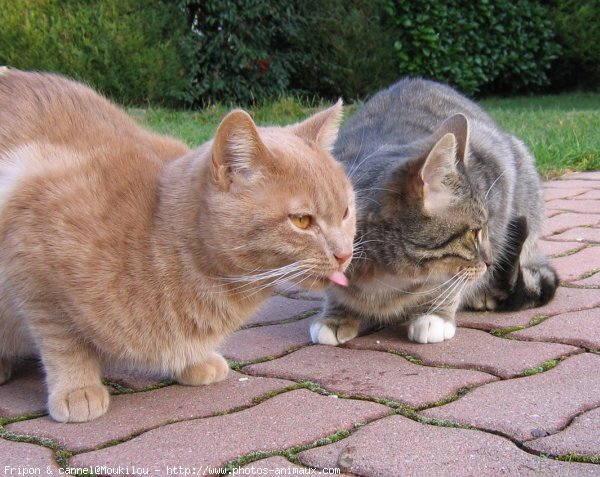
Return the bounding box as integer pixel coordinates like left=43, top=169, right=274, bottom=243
left=0, top=439, right=61, bottom=472
left=245, top=295, right=321, bottom=326
left=239, top=456, right=351, bottom=476
left=245, top=345, right=497, bottom=407
left=422, top=353, right=600, bottom=441
left=574, top=271, right=600, bottom=287
left=539, top=239, right=586, bottom=258
left=541, top=212, right=600, bottom=237
left=549, top=227, right=600, bottom=243
left=575, top=189, right=600, bottom=200
left=221, top=318, right=313, bottom=362
left=510, top=308, right=600, bottom=349
left=346, top=327, right=580, bottom=378
left=7, top=371, right=294, bottom=452
left=69, top=389, right=389, bottom=471
left=542, top=187, right=591, bottom=201
left=544, top=177, right=600, bottom=188
left=0, top=360, right=46, bottom=418
left=524, top=406, right=600, bottom=456
left=457, top=287, right=600, bottom=330
left=546, top=199, right=600, bottom=214
left=550, top=246, right=600, bottom=281
left=298, top=415, right=599, bottom=477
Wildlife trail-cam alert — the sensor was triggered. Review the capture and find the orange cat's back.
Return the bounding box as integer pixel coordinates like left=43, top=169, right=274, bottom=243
left=0, top=68, right=189, bottom=161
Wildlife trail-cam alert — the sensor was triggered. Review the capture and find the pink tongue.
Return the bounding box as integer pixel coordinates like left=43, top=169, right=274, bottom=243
left=328, top=271, right=349, bottom=287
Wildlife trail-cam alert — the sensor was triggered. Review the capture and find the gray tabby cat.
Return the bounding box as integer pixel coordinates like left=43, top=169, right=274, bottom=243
left=311, top=78, right=559, bottom=345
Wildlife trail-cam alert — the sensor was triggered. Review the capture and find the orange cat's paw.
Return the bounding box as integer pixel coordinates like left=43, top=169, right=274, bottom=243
left=48, top=385, right=110, bottom=423
left=176, top=353, right=229, bottom=386
left=0, top=359, right=12, bottom=384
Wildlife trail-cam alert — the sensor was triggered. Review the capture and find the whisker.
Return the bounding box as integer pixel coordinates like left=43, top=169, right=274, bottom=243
left=484, top=172, right=506, bottom=200
left=424, top=273, right=468, bottom=315
left=374, top=270, right=466, bottom=297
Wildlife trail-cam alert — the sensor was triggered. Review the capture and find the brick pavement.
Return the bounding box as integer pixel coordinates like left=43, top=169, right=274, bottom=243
left=1, top=172, right=599, bottom=476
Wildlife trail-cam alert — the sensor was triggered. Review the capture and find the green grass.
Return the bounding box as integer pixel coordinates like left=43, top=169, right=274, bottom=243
left=481, top=92, right=600, bottom=177
left=133, top=92, right=600, bottom=178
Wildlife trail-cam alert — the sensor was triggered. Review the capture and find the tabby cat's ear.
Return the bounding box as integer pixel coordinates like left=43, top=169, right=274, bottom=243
left=211, top=109, right=267, bottom=191
left=291, top=99, right=343, bottom=151
left=435, top=113, right=470, bottom=165
left=420, top=133, right=458, bottom=215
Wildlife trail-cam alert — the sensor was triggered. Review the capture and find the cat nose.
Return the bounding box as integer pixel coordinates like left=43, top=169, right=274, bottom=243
left=334, top=252, right=352, bottom=265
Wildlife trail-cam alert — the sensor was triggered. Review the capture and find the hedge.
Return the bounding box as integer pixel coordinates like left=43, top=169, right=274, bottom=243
left=0, top=0, right=194, bottom=106
left=0, top=0, right=570, bottom=105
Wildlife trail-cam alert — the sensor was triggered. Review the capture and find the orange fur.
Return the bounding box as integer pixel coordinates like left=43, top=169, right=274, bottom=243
left=0, top=70, right=355, bottom=422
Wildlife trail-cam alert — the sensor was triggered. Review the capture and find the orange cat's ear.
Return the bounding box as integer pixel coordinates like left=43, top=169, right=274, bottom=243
left=211, top=109, right=267, bottom=191
left=291, top=99, right=343, bottom=151
left=420, top=133, right=458, bottom=215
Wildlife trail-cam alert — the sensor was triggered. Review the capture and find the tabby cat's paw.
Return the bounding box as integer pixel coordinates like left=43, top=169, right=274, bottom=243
left=310, top=319, right=359, bottom=346
left=0, top=358, right=12, bottom=384
left=176, top=353, right=229, bottom=386
left=48, top=385, right=110, bottom=422
left=408, top=314, right=456, bottom=344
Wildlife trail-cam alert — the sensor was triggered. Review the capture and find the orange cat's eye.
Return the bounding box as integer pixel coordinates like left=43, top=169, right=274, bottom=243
left=290, top=214, right=312, bottom=230
left=343, top=206, right=349, bottom=220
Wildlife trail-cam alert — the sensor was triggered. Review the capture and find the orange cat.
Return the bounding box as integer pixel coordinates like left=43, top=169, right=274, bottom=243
left=0, top=69, right=355, bottom=422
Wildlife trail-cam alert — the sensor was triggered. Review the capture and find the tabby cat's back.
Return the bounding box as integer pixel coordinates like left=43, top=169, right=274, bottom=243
left=0, top=69, right=355, bottom=422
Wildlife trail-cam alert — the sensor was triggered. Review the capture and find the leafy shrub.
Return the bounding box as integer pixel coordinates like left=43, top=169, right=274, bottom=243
left=179, top=0, right=398, bottom=105
left=177, top=0, right=298, bottom=105
left=548, top=0, right=600, bottom=91
left=286, top=0, right=399, bottom=101
left=383, top=0, right=559, bottom=96
left=0, top=0, right=194, bottom=106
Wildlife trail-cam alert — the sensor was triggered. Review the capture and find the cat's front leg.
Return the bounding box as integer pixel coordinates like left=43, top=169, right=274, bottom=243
left=407, top=314, right=456, bottom=344
left=38, top=333, right=109, bottom=423
left=310, top=300, right=361, bottom=346
left=175, top=352, right=229, bottom=386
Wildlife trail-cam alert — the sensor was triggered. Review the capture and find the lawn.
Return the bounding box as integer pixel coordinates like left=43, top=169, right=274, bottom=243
left=133, top=92, right=600, bottom=179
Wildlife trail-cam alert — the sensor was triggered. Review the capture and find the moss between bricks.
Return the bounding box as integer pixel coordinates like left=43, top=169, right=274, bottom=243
left=556, top=452, right=600, bottom=465
left=222, top=428, right=353, bottom=474
left=490, top=326, right=525, bottom=337
left=528, top=315, right=550, bottom=327
left=0, top=425, right=73, bottom=471
left=516, top=358, right=560, bottom=377
left=387, top=350, right=425, bottom=366
left=579, top=268, right=600, bottom=280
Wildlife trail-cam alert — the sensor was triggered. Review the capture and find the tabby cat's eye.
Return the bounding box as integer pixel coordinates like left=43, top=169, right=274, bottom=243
left=290, top=214, right=312, bottom=230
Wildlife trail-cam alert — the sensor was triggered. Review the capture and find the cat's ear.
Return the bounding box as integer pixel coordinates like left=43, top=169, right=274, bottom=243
left=420, top=133, right=458, bottom=215
left=291, top=99, right=343, bottom=151
left=435, top=113, right=470, bottom=166
left=211, top=109, right=267, bottom=191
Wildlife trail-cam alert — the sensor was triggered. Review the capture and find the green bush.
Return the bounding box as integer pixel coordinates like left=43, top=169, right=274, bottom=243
left=177, top=0, right=298, bottom=105
left=287, top=0, right=399, bottom=101
left=548, top=0, right=600, bottom=91
left=0, top=0, right=194, bottom=106
left=383, top=0, right=559, bottom=96
left=179, top=0, right=398, bottom=105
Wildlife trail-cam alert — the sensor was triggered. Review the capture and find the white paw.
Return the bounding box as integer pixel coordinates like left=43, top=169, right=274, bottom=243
left=408, top=315, right=456, bottom=344
left=310, top=321, right=341, bottom=345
